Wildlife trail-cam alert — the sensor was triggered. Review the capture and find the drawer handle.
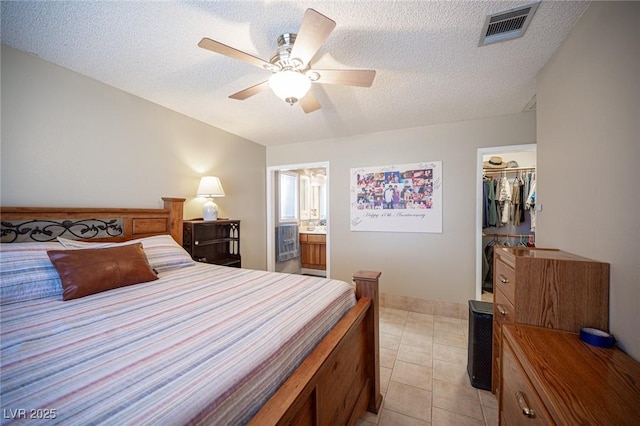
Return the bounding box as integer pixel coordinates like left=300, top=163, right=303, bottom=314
left=516, top=391, right=535, bottom=418
left=499, top=274, right=509, bottom=284
left=496, top=305, right=507, bottom=317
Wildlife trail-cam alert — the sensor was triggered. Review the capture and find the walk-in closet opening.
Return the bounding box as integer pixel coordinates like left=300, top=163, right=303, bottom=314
left=476, top=145, right=536, bottom=300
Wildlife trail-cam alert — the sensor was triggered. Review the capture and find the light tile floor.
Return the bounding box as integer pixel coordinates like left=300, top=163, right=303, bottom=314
left=358, top=307, right=498, bottom=426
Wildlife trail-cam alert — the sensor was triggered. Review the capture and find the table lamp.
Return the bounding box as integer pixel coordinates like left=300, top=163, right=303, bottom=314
left=197, top=176, right=225, bottom=221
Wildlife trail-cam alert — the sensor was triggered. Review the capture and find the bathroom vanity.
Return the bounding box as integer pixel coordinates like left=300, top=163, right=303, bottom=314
left=299, top=228, right=326, bottom=271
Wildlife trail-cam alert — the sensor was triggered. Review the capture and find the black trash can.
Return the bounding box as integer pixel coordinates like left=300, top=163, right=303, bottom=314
left=467, top=300, right=493, bottom=391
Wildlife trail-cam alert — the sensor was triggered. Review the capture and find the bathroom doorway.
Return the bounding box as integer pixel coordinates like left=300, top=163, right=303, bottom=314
left=266, top=161, right=330, bottom=277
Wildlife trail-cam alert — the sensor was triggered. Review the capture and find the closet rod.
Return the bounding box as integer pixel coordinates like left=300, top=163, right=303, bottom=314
left=483, top=167, right=536, bottom=176
left=482, top=233, right=535, bottom=239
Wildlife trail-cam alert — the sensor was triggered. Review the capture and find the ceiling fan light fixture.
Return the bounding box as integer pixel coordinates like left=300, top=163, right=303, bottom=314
left=269, top=70, right=311, bottom=105
left=199, top=8, right=375, bottom=113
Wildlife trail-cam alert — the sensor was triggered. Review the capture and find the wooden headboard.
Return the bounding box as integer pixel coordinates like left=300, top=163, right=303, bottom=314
left=0, top=197, right=185, bottom=245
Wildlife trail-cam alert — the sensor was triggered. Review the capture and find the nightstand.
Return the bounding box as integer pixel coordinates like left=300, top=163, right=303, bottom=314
left=182, top=220, right=241, bottom=267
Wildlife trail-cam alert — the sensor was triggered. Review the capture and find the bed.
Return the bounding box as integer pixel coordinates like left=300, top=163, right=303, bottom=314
left=0, top=198, right=382, bottom=425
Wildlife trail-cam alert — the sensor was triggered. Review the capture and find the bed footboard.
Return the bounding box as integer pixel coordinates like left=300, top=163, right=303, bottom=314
left=249, top=270, right=382, bottom=425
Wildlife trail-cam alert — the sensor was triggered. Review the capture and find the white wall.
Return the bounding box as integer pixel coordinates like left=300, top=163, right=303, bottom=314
left=1, top=45, right=267, bottom=270
left=268, top=112, right=536, bottom=304
left=536, top=1, right=640, bottom=359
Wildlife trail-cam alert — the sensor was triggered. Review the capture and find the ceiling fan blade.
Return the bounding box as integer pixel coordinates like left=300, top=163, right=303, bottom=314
left=198, top=38, right=271, bottom=70
left=312, top=69, right=376, bottom=87
left=299, top=92, right=321, bottom=114
left=290, top=9, right=336, bottom=67
left=229, top=81, right=270, bottom=100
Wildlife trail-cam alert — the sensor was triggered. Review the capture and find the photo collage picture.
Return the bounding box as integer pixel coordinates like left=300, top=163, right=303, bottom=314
left=356, top=168, right=434, bottom=210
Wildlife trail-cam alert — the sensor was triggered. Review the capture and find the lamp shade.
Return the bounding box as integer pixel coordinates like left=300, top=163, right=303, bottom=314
left=197, top=176, right=225, bottom=197
left=269, top=70, right=311, bottom=105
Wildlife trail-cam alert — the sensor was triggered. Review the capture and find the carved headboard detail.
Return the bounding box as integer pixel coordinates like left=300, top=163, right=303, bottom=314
left=1, top=218, right=125, bottom=243
left=0, top=198, right=185, bottom=245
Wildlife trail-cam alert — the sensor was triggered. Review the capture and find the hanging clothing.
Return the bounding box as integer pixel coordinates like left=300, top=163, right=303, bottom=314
left=488, top=178, right=499, bottom=227
left=519, top=177, right=526, bottom=224
left=483, top=241, right=495, bottom=291
left=525, top=179, right=537, bottom=232
left=511, top=177, right=521, bottom=226
left=492, top=178, right=501, bottom=227
left=522, top=173, right=531, bottom=208
left=482, top=244, right=490, bottom=285
left=482, top=169, right=536, bottom=229
left=499, top=175, right=511, bottom=224
left=483, top=178, right=489, bottom=228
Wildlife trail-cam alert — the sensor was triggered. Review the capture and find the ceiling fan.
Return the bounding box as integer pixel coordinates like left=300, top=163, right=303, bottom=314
left=198, top=8, right=376, bottom=113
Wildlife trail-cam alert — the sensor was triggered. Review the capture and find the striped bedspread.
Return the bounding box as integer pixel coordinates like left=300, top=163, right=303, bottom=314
left=0, top=263, right=356, bottom=425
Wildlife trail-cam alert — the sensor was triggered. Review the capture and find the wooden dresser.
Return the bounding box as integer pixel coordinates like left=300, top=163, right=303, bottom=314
left=501, top=323, right=640, bottom=425
left=492, top=247, right=609, bottom=394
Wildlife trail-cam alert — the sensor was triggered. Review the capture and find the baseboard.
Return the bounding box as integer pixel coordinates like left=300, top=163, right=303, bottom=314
left=380, top=293, right=469, bottom=320
left=301, top=268, right=326, bottom=277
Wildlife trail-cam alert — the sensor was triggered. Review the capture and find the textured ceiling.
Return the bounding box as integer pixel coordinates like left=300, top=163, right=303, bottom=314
left=1, top=1, right=589, bottom=146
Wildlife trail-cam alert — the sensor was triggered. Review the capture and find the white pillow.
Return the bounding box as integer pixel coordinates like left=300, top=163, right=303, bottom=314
left=0, top=242, right=65, bottom=305
left=57, top=234, right=195, bottom=273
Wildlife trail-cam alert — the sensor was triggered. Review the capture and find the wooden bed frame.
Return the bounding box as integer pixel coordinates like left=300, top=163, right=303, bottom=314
left=0, top=197, right=382, bottom=425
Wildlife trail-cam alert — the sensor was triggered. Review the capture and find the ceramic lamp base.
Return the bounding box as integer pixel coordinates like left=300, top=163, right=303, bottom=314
left=202, top=199, right=219, bottom=221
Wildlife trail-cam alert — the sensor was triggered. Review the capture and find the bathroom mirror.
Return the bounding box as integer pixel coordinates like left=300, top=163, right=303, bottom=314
left=310, top=175, right=326, bottom=221
left=300, top=175, right=310, bottom=220
left=310, top=185, right=319, bottom=219
left=298, top=171, right=326, bottom=223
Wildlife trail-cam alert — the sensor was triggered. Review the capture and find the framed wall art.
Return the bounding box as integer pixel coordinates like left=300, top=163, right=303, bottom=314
left=350, top=161, right=442, bottom=233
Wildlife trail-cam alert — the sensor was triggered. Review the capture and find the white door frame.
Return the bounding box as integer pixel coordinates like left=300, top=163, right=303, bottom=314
left=475, top=144, right=536, bottom=300
left=266, top=161, right=330, bottom=275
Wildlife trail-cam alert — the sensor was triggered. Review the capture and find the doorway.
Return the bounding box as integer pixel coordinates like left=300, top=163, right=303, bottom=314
left=475, top=144, right=536, bottom=300
left=266, top=161, right=330, bottom=276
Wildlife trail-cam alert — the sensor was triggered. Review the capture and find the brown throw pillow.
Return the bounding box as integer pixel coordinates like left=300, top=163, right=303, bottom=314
left=47, top=243, right=158, bottom=301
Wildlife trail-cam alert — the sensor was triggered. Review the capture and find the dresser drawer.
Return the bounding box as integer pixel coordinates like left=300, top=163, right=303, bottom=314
left=494, top=258, right=516, bottom=305
left=494, top=288, right=515, bottom=325
left=501, top=339, right=553, bottom=425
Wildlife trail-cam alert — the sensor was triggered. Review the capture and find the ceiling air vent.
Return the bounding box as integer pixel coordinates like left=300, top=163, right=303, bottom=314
left=479, top=1, right=540, bottom=46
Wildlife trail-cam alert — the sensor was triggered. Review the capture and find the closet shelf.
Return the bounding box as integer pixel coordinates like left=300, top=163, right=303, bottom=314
left=482, top=166, right=536, bottom=175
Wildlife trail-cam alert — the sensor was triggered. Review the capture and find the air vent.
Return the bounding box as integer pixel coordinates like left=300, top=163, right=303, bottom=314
left=479, top=1, right=540, bottom=46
